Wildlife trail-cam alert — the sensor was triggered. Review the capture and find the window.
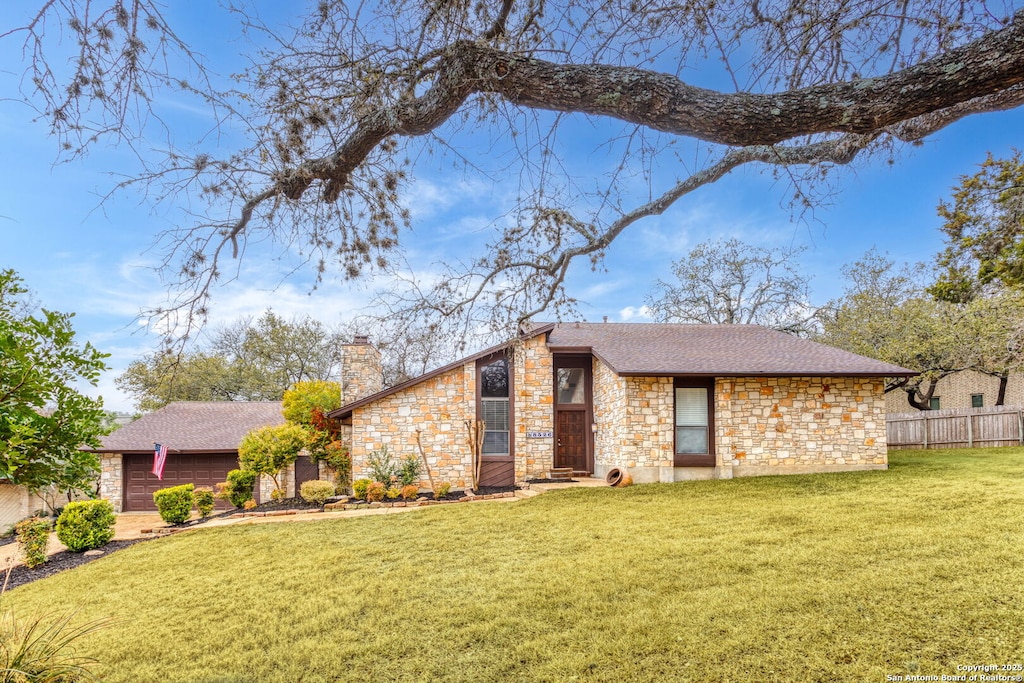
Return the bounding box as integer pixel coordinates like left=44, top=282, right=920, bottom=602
left=674, top=379, right=714, bottom=467
left=556, top=367, right=586, bottom=404
left=479, top=358, right=510, bottom=456
left=929, top=397, right=941, bottom=410
left=971, top=394, right=984, bottom=409
left=675, top=387, right=709, bottom=454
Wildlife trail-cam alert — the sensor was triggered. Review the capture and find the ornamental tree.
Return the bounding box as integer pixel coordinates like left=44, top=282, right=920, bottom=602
left=237, top=423, right=309, bottom=498
left=0, top=269, right=109, bottom=498
left=6, top=2, right=1024, bottom=338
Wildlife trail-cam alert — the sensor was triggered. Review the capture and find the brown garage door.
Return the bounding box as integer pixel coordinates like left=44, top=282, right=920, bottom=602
left=123, top=453, right=242, bottom=512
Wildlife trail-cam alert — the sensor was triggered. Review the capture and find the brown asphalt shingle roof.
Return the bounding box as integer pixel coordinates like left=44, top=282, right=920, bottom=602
left=93, top=401, right=285, bottom=453
left=545, top=322, right=916, bottom=376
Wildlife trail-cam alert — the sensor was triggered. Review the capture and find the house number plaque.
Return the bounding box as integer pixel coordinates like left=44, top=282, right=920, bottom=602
left=526, top=431, right=553, bottom=438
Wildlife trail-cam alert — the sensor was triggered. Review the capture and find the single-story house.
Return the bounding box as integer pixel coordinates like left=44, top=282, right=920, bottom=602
left=329, top=322, right=916, bottom=486
left=91, top=401, right=313, bottom=512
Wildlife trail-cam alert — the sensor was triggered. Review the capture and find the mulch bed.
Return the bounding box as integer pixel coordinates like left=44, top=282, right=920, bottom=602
left=3, top=540, right=148, bottom=592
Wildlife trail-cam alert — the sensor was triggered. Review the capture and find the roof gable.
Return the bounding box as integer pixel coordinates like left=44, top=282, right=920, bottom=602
left=93, top=401, right=286, bottom=453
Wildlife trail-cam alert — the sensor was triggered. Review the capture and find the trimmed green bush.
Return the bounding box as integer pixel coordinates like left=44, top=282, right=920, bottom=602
left=193, top=487, right=215, bottom=518
left=352, top=478, right=371, bottom=501
left=55, top=500, right=115, bottom=552
left=15, top=517, right=52, bottom=569
left=153, top=484, right=195, bottom=524
left=398, top=454, right=421, bottom=487
left=220, top=469, right=258, bottom=508
left=299, top=480, right=336, bottom=506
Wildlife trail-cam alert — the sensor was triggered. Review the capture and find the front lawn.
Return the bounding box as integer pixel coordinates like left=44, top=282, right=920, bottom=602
left=6, top=448, right=1024, bottom=682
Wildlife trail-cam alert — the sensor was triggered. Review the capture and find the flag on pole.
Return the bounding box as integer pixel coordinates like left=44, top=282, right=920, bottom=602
left=152, top=443, right=169, bottom=480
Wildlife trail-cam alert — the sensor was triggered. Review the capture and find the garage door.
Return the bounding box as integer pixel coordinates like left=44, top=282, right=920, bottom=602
left=123, top=453, right=243, bottom=512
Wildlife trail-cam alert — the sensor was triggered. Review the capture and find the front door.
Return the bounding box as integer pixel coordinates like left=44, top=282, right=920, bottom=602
left=554, top=356, right=592, bottom=473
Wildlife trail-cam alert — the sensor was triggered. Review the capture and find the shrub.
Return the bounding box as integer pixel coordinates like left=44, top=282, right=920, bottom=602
left=320, top=440, right=351, bottom=488
left=434, top=482, right=452, bottom=499
left=400, top=484, right=419, bottom=501
left=398, top=454, right=421, bottom=487
left=270, top=488, right=286, bottom=502
left=54, top=500, right=115, bottom=553
left=193, top=487, right=216, bottom=518
left=300, top=480, right=336, bottom=506
left=365, top=481, right=386, bottom=502
left=242, top=499, right=258, bottom=511
left=153, top=483, right=195, bottom=524
left=15, top=518, right=51, bottom=569
left=366, top=445, right=399, bottom=484
left=385, top=487, right=401, bottom=500
left=352, top=478, right=371, bottom=501
left=220, top=469, right=258, bottom=508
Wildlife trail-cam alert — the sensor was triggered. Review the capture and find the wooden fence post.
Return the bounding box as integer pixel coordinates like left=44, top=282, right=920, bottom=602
left=966, top=413, right=973, bottom=448
left=922, top=413, right=928, bottom=449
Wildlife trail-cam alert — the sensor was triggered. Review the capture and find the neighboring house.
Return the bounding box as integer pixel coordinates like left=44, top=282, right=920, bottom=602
left=91, top=401, right=298, bottom=512
left=885, top=370, right=1024, bottom=413
left=329, top=322, right=916, bottom=486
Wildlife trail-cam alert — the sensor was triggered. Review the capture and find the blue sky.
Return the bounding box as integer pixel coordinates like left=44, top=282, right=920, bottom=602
left=2, top=3, right=1023, bottom=413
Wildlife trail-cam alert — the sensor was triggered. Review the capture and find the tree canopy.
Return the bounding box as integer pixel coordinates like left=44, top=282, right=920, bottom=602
left=0, top=269, right=109, bottom=494
left=930, top=150, right=1024, bottom=303
left=6, top=2, right=1024, bottom=335
left=646, top=238, right=817, bottom=334
left=817, top=250, right=1024, bottom=410
left=116, top=310, right=343, bottom=411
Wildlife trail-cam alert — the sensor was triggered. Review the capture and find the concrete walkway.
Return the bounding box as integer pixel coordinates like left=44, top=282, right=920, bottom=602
left=1, top=478, right=611, bottom=568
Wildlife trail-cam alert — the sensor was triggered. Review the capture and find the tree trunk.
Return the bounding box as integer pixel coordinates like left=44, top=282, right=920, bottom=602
left=996, top=372, right=1009, bottom=406
left=906, top=379, right=939, bottom=411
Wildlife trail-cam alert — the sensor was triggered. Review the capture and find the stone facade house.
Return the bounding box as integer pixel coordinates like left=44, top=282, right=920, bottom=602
left=329, top=322, right=916, bottom=486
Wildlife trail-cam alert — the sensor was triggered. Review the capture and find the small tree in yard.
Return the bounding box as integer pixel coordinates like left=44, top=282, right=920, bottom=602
left=238, top=424, right=309, bottom=500
left=0, top=270, right=108, bottom=505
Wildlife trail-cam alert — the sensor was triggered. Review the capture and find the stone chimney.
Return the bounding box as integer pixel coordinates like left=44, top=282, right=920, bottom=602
left=340, top=336, right=383, bottom=404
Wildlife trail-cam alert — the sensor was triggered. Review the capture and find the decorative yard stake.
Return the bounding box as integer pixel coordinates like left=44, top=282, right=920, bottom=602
left=464, top=420, right=484, bottom=490
left=415, top=429, right=439, bottom=495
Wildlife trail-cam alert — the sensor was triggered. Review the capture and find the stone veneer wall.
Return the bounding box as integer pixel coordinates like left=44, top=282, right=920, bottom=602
left=512, top=335, right=555, bottom=481
left=592, top=360, right=678, bottom=482
left=716, top=376, right=888, bottom=475
left=99, top=454, right=123, bottom=511
left=348, top=334, right=556, bottom=487
left=350, top=361, right=476, bottom=486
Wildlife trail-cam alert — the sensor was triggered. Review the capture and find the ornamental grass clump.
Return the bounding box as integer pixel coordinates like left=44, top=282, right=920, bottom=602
left=0, top=608, right=108, bottom=682
left=14, top=517, right=51, bottom=569
left=55, top=500, right=115, bottom=552
left=153, top=484, right=194, bottom=524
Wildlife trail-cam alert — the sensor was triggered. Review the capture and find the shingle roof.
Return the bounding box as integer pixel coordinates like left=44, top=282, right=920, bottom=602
left=93, top=401, right=285, bottom=453
left=545, top=322, right=916, bottom=376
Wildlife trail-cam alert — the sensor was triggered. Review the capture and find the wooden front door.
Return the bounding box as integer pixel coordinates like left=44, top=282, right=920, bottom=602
left=553, top=355, right=593, bottom=473
left=555, top=410, right=588, bottom=470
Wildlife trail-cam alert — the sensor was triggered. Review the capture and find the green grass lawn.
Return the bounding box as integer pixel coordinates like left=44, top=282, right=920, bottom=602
left=5, top=448, right=1024, bottom=682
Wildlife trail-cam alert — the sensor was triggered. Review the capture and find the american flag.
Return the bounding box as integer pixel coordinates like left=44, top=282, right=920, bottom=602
left=152, top=443, right=169, bottom=480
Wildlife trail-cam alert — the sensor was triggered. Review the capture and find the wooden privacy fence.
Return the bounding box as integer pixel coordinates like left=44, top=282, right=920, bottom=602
left=886, top=405, right=1024, bottom=450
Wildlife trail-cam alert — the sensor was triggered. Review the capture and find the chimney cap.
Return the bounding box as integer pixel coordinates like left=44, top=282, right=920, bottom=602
left=353, top=335, right=369, bottom=345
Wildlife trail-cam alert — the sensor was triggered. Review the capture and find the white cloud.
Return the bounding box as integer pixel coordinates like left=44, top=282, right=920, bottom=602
left=618, top=305, right=654, bottom=321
